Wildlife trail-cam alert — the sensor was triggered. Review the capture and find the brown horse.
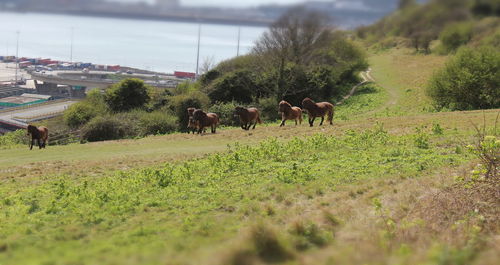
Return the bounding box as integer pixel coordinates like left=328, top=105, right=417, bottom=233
left=278, top=100, right=302, bottom=127
left=301, top=98, right=334, bottom=127
left=234, top=107, right=262, bottom=130
left=193, top=109, right=219, bottom=134
left=186, top=107, right=199, bottom=134
left=27, top=124, right=48, bottom=150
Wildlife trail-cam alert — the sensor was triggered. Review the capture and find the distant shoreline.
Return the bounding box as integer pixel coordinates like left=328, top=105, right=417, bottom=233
left=1, top=9, right=273, bottom=27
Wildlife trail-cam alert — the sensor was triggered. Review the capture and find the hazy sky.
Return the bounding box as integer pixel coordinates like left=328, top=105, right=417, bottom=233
left=110, top=0, right=310, bottom=8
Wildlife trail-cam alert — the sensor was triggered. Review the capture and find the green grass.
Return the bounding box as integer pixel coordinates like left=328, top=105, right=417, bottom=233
left=0, top=48, right=498, bottom=265
left=0, top=126, right=471, bottom=265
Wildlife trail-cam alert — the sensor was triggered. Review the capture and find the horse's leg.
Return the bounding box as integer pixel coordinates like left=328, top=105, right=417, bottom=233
left=280, top=119, right=285, bottom=127
left=37, top=139, right=42, bottom=149
left=295, top=119, right=298, bottom=125
left=30, top=139, right=33, bottom=150
left=320, top=116, right=324, bottom=126
left=309, top=117, right=315, bottom=127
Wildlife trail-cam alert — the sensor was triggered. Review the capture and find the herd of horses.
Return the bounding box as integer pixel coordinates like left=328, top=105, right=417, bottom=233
left=187, top=97, right=335, bottom=134
left=25, top=97, right=334, bottom=149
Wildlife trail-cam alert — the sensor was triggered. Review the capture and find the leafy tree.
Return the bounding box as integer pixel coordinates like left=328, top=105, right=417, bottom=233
left=105, top=78, right=151, bottom=112
left=427, top=46, right=500, bottom=110
left=253, top=7, right=333, bottom=93
left=206, top=70, right=258, bottom=103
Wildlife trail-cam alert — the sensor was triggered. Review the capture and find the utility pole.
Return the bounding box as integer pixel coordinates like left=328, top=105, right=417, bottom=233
left=236, top=26, right=241, bottom=57
left=195, top=24, right=201, bottom=78
left=15, top=31, right=19, bottom=87
left=70, top=27, right=74, bottom=62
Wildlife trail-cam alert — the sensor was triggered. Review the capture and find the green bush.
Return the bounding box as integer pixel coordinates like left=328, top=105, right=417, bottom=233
left=138, top=111, right=177, bottom=136
left=0, top=129, right=28, bottom=149
left=257, top=97, right=280, bottom=122
left=82, top=115, right=137, bottom=142
left=439, top=22, right=473, bottom=53
left=207, top=101, right=239, bottom=127
left=64, top=102, right=99, bottom=128
left=168, top=91, right=210, bottom=131
left=206, top=70, right=258, bottom=104
left=427, top=46, right=500, bottom=110
left=105, top=78, right=151, bottom=112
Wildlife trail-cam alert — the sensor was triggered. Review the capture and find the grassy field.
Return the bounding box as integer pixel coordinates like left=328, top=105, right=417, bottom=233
left=0, top=49, right=498, bottom=265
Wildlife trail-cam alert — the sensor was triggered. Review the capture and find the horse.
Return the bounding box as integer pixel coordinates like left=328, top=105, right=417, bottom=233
left=301, top=97, right=334, bottom=127
left=234, top=107, right=262, bottom=130
left=186, top=107, right=199, bottom=134
left=192, top=109, right=219, bottom=134
left=278, top=100, right=302, bottom=127
left=26, top=124, right=48, bottom=150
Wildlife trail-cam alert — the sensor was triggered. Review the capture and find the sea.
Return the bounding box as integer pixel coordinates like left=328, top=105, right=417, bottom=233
left=0, top=11, right=267, bottom=73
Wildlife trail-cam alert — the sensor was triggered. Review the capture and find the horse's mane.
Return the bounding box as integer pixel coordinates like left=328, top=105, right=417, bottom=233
left=279, top=100, right=292, bottom=108
left=193, top=109, right=207, bottom=120
left=302, top=98, right=317, bottom=109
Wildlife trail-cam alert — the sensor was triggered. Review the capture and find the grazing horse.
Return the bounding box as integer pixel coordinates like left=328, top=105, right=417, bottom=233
left=234, top=107, right=262, bottom=130
left=301, top=98, right=334, bottom=127
left=278, top=100, right=302, bottom=127
left=193, top=109, right=219, bottom=134
left=186, top=107, right=199, bottom=134
left=27, top=124, right=48, bottom=150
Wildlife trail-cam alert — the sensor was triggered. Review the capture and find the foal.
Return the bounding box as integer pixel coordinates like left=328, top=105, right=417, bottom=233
left=301, top=98, right=334, bottom=127
left=234, top=107, right=262, bottom=130
left=278, top=100, right=302, bottom=127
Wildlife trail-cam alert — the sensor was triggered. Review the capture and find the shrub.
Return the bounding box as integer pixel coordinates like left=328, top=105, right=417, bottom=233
left=82, top=115, right=136, bottom=142
left=427, top=46, right=500, bottom=110
left=168, top=91, right=210, bottom=131
left=439, top=22, right=473, bottom=53
left=256, top=97, right=280, bottom=122
left=206, top=70, right=257, bottom=104
left=64, top=102, right=99, bottom=128
left=105, top=78, right=151, bottom=112
left=0, top=129, right=28, bottom=149
left=208, top=101, right=239, bottom=127
left=138, top=111, right=177, bottom=136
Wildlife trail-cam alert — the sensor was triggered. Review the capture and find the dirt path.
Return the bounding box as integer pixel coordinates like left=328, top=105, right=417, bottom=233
left=336, top=68, right=374, bottom=105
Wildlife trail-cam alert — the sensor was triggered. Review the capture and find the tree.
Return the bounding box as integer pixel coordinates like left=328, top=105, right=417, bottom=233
left=105, top=78, right=151, bottom=112
left=253, top=7, right=333, bottom=96
left=398, top=0, right=416, bottom=10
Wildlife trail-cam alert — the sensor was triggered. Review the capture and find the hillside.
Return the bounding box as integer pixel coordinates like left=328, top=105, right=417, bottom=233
left=0, top=49, right=499, bottom=265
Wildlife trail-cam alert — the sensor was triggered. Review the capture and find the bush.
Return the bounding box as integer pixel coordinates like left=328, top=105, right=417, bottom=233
left=168, top=91, right=210, bottom=131
left=208, top=101, right=240, bottom=127
left=105, top=78, right=151, bottom=112
left=64, top=102, right=99, bottom=128
left=439, top=22, right=473, bottom=53
left=82, top=115, right=136, bottom=142
left=427, top=46, right=500, bottom=110
left=206, top=70, right=258, bottom=104
left=257, top=97, right=280, bottom=122
left=0, top=129, right=28, bottom=149
left=138, top=111, right=177, bottom=136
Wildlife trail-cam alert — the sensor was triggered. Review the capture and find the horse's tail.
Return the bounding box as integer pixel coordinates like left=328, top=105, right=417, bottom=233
left=327, top=104, right=334, bottom=123
left=256, top=115, right=262, bottom=124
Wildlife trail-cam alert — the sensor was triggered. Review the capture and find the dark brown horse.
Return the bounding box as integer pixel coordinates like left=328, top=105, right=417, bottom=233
left=27, top=124, right=48, bottom=150
left=278, top=100, right=302, bottom=127
left=234, top=107, right=262, bottom=130
left=193, top=109, right=219, bottom=134
left=301, top=98, right=334, bottom=127
left=186, top=107, right=199, bottom=134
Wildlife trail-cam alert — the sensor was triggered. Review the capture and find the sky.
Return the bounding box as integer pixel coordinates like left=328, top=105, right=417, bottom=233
left=109, top=0, right=311, bottom=8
